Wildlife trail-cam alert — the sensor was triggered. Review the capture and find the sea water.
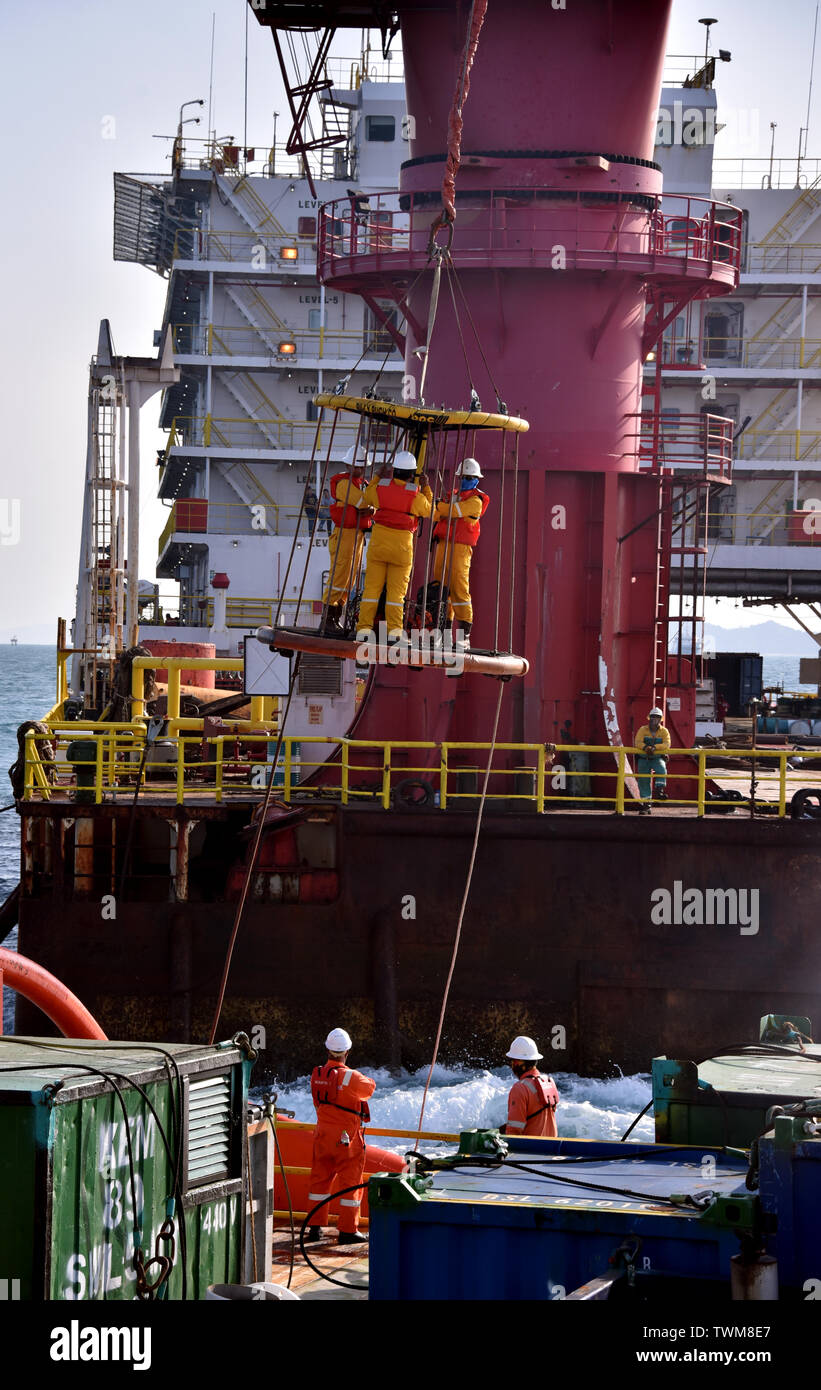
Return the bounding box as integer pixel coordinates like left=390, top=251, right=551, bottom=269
left=0, top=645, right=813, bottom=1134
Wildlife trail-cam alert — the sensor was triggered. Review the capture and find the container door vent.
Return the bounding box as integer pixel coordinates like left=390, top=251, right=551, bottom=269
left=298, top=653, right=342, bottom=697
left=188, top=1074, right=231, bottom=1184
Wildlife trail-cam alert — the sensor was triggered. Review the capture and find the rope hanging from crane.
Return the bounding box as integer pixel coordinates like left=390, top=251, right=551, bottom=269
left=428, top=0, right=489, bottom=252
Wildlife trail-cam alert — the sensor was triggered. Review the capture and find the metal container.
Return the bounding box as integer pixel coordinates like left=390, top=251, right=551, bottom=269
left=758, top=1116, right=821, bottom=1293
left=367, top=1131, right=753, bottom=1300
left=653, top=1015, right=820, bottom=1149
left=0, top=1037, right=252, bottom=1300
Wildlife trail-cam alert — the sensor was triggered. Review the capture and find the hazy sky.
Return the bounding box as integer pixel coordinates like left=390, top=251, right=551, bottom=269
left=1, top=0, right=820, bottom=641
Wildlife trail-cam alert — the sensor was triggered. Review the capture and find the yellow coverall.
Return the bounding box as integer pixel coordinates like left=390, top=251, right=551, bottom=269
left=357, top=477, right=432, bottom=635
left=432, top=490, right=485, bottom=624
left=634, top=722, right=671, bottom=803
left=322, top=478, right=370, bottom=606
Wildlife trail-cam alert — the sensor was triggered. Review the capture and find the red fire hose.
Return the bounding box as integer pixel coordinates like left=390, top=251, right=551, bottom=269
left=0, top=946, right=107, bottom=1039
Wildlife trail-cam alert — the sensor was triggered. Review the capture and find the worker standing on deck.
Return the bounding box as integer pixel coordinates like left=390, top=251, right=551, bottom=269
left=321, top=446, right=374, bottom=633
left=503, top=1037, right=558, bottom=1137
left=634, top=706, right=671, bottom=814
left=356, top=450, right=432, bottom=638
left=431, top=457, right=489, bottom=649
left=306, top=1027, right=376, bottom=1245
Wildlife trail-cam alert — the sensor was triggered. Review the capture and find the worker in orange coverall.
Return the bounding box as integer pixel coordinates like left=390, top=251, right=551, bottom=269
left=306, top=1027, right=376, bottom=1245
left=503, top=1035, right=559, bottom=1137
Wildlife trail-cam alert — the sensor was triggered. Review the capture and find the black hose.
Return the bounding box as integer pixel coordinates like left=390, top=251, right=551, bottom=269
left=298, top=1186, right=370, bottom=1292
left=267, top=1114, right=295, bottom=1289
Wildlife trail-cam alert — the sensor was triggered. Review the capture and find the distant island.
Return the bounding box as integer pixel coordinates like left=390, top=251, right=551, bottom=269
left=704, top=620, right=817, bottom=657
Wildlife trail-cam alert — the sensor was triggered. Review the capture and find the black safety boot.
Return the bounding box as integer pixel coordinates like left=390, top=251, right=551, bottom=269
left=337, top=1230, right=368, bottom=1245
left=304, top=1226, right=323, bottom=1243
left=322, top=604, right=343, bottom=635
left=455, top=621, right=472, bottom=651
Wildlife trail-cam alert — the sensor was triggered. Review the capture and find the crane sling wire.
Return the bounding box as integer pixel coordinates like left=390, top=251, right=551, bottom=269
left=208, top=412, right=339, bottom=1043
left=415, top=678, right=506, bottom=1146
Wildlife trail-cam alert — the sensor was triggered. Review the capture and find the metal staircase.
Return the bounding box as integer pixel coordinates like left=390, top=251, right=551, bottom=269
left=759, top=177, right=821, bottom=248
left=219, top=371, right=290, bottom=448
left=215, top=175, right=288, bottom=239
left=225, top=285, right=289, bottom=355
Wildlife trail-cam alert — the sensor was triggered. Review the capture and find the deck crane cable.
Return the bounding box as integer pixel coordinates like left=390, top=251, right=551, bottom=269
left=414, top=677, right=506, bottom=1147
left=448, top=255, right=508, bottom=414
left=208, top=411, right=346, bottom=1044
left=427, top=0, right=489, bottom=250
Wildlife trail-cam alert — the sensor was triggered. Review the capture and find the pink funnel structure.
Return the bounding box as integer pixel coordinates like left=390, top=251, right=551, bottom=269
left=269, top=1, right=741, bottom=759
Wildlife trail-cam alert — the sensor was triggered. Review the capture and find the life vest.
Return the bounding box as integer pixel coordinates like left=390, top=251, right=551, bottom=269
left=508, top=1069, right=559, bottom=1134
left=373, top=477, right=422, bottom=532
left=310, top=1060, right=371, bottom=1125
left=524, top=1072, right=559, bottom=1121
left=433, top=489, right=489, bottom=547
left=329, top=472, right=373, bottom=530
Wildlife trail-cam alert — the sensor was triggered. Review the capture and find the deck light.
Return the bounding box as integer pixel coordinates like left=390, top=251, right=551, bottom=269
left=280, top=246, right=298, bottom=261
left=278, top=340, right=297, bottom=356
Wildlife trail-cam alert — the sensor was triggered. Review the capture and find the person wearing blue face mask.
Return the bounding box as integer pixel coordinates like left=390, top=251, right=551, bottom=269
left=431, top=458, right=489, bottom=649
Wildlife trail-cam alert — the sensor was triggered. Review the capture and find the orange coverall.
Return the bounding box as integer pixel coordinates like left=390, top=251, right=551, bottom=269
left=308, top=1060, right=377, bottom=1232
left=506, top=1067, right=559, bottom=1138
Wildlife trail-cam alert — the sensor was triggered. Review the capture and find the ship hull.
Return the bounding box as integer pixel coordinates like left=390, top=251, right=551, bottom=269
left=16, top=804, right=821, bottom=1078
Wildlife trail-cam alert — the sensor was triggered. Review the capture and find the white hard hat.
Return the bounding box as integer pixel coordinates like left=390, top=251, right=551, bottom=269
left=393, top=449, right=417, bottom=473
left=506, top=1035, right=543, bottom=1062
left=457, top=456, right=483, bottom=478
left=325, top=1027, right=352, bottom=1052
left=343, top=445, right=371, bottom=467
left=649, top=707, right=664, bottom=718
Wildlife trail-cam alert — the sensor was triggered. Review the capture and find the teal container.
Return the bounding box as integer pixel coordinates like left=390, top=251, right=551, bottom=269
left=653, top=1015, right=818, bottom=1149
left=0, top=1037, right=252, bottom=1300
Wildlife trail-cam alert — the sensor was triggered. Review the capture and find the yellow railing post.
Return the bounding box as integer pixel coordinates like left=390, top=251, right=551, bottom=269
left=382, top=745, right=392, bottom=810
left=216, top=736, right=224, bottom=803
left=131, top=662, right=145, bottom=722
left=95, top=736, right=104, bottom=805
left=440, top=744, right=448, bottom=810
left=341, top=741, right=349, bottom=804
left=536, top=745, right=545, bottom=813
left=779, top=750, right=787, bottom=818
left=284, top=739, right=292, bottom=803
left=204, top=414, right=212, bottom=447
left=23, top=730, right=35, bottom=799
left=207, top=322, right=213, bottom=355
left=250, top=696, right=265, bottom=726
left=176, top=737, right=185, bottom=803
left=167, top=667, right=181, bottom=721
left=615, top=747, right=625, bottom=815
left=697, top=748, right=706, bottom=817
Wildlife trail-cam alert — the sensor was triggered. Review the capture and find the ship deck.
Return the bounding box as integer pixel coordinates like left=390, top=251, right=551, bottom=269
left=269, top=1227, right=369, bottom=1300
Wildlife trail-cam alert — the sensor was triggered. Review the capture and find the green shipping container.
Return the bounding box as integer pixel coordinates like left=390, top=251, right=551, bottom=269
left=0, top=1037, right=253, bottom=1300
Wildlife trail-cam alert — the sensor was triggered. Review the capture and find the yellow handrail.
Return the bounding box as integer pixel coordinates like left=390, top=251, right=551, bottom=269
left=19, top=725, right=821, bottom=818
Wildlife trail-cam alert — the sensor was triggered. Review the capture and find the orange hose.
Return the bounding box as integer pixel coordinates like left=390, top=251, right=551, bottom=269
left=0, top=946, right=107, bottom=1039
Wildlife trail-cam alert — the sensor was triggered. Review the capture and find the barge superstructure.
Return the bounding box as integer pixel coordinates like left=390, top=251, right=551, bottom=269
left=11, top=3, right=821, bottom=1078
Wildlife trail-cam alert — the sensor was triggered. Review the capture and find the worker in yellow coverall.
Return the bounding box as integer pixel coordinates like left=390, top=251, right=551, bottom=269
left=356, top=450, right=432, bottom=637
left=431, top=457, right=489, bottom=649
left=322, top=446, right=374, bottom=633
left=634, top=706, right=671, bottom=814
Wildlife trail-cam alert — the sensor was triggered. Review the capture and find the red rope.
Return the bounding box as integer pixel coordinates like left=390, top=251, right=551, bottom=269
left=441, top=0, right=489, bottom=224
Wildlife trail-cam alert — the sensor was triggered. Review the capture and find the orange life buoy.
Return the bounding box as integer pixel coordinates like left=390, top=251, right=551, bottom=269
left=0, top=946, right=107, bottom=1039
